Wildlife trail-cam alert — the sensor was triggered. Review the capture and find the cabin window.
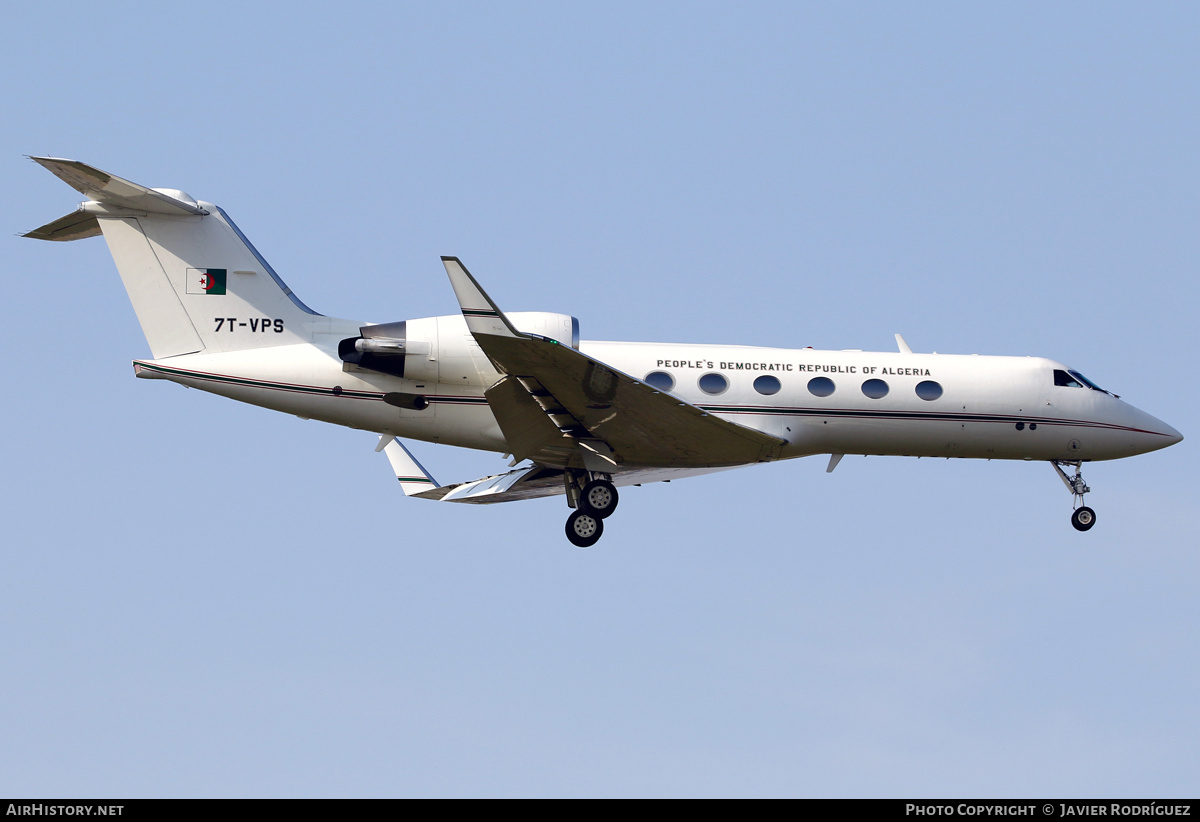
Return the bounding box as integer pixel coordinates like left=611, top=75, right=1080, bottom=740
left=861, top=379, right=889, bottom=399
left=698, top=373, right=729, bottom=395
left=915, top=380, right=943, bottom=401
left=807, top=377, right=835, bottom=397
left=644, top=371, right=675, bottom=392
left=753, top=375, right=782, bottom=395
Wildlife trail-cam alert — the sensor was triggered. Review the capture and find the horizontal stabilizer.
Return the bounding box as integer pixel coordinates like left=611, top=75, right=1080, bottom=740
left=28, top=157, right=207, bottom=216
left=24, top=208, right=101, bottom=241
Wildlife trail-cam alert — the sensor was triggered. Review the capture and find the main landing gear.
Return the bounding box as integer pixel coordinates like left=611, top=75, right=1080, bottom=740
left=1051, top=460, right=1096, bottom=532
left=564, top=470, right=619, bottom=548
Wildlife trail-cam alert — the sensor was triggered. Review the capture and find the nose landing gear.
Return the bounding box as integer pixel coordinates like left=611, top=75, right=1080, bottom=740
left=563, top=470, right=619, bottom=547
left=1070, top=506, right=1096, bottom=531
left=1051, top=460, right=1096, bottom=532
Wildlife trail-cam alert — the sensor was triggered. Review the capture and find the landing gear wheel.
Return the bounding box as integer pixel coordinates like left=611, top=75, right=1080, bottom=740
left=566, top=510, right=604, bottom=547
left=579, top=479, right=619, bottom=519
left=1071, top=506, right=1096, bottom=532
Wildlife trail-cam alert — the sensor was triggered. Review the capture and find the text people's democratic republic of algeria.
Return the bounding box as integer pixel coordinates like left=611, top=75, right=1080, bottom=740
left=655, top=357, right=931, bottom=377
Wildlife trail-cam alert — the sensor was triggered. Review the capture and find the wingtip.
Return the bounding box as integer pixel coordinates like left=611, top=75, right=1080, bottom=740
left=27, top=155, right=64, bottom=170
left=441, top=256, right=523, bottom=340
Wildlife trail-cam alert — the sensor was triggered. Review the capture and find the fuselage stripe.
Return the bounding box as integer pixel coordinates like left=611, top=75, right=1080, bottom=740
left=133, top=361, right=489, bottom=405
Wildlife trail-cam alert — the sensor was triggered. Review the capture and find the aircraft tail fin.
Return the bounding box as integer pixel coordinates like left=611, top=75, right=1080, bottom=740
left=25, top=157, right=324, bottom=359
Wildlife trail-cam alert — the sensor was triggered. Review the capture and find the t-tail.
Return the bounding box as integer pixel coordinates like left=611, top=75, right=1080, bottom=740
left=24, top=157, right=323, bottom=358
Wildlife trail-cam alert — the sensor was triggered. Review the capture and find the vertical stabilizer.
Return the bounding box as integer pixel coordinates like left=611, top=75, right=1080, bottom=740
left=26, top=158, right=324, bottom=359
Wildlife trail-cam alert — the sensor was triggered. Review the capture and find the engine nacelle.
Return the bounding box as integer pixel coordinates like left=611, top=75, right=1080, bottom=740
left=507, top=312, right=580, bottom=349
left=340, top=311, right=580, bottom=386
left=338, top=320, right=410, bottom=379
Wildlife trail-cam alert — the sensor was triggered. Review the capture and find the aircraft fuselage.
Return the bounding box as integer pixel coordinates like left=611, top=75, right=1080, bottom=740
left=132, top=313, right=1180, bottom=467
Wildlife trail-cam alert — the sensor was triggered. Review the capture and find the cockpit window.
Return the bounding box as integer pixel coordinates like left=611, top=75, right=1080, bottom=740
left=1054, top=369, right=1083, bottom=388
left=1069, top=370, right=1108, bottom=393
left=1054, top=368, right=1109, bottom=394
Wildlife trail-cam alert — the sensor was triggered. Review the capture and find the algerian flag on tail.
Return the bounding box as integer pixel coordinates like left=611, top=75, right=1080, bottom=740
left=185, top=268, right=227, bottom=295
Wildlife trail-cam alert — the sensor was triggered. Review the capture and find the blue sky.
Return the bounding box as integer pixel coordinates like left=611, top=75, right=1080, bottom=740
left=1, top=2, right=1196, bottom=797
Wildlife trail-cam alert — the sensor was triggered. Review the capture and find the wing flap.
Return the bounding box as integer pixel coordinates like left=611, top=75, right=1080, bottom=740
left=437, top=465, right=566, bottom=503
left=382, top=434, right=745, bottom=505
left=484, top=376, right=573, bottom=463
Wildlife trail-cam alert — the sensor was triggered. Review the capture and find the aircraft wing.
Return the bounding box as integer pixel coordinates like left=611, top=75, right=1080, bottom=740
left=442, top=257, right=786, bottom=470
left=383, top=436, right=564, bottom=502
left=382, top=437, right=740, bottom=504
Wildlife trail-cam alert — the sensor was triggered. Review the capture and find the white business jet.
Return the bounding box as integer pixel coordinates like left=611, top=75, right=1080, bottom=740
left=26, top=158, right=1182, bottom=546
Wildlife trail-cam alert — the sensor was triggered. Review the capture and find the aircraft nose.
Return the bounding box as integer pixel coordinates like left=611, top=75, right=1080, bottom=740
left=1131, top=407, right=1183, bottom=452
left=1160, top=421, right=1184, bottom=446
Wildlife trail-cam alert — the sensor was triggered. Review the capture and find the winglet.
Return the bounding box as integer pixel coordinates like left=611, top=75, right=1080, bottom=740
left=441, top=257, right=524, bottom=339
left=382, top=437, right=441, bottom=496
left=895, top=333, right=912, bottom=354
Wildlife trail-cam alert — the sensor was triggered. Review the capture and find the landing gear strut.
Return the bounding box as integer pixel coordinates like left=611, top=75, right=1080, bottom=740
left=563, top=470, right=619, bottom=547
left=1051, top=460, right=1096, bottom=532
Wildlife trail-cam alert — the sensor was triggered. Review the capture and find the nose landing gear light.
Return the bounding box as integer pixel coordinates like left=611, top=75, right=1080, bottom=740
left=1052, top=460, right=1096, bottom=532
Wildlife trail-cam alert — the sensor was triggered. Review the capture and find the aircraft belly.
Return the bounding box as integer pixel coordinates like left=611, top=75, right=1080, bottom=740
left=408, top=402, right=506, bottom=451
left=788, top=415, right=1118, bottom=461
left=162, top=372, right=502, bottom=448
left=134, top=354, right=502, bottom=447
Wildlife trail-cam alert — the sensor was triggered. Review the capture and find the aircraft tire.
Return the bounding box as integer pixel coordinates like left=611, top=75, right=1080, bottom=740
left=579, top=479, right=619, bottom=519
left=1071, top=506, right=1097, bottom=532
left=566, top=511, right=604, bottom=548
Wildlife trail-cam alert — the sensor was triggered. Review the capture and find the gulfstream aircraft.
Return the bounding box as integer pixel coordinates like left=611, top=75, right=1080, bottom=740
left=26, top=157, right=1183, bottom=546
